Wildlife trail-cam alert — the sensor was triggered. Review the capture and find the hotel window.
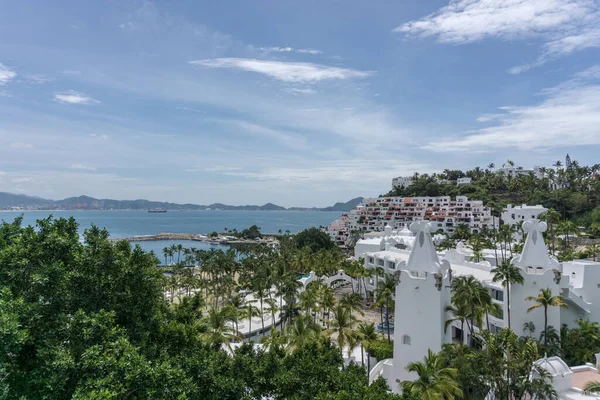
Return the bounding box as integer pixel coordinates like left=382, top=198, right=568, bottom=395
left=402, top=335, right=411, bottom=345
left=492, top=289, right=504, bottom=301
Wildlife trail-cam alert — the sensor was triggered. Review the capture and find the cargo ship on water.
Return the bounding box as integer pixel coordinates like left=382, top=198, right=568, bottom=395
left=148, top=209, right=167, bottom=213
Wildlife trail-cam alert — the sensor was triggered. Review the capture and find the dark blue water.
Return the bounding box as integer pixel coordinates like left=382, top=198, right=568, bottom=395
left=0, top=210, right=341, bottom=253
left=129, top=239, right=228, bottom=258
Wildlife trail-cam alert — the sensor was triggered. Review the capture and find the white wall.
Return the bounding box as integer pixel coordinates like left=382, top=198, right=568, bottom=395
left=510, top=268, right=562, bottom=337
left=393, top=271, right=448, bottom=389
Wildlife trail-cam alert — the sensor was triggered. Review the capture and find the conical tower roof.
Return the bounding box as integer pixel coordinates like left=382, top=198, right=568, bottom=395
left=405, top=221, right=441, bottom=273
left=513, top=220, right=556, bottom=269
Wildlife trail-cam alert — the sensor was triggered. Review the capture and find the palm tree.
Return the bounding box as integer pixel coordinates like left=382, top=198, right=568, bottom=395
left=401, top=349, right=463, bottom=399
left=241, top=300, right=261, bottom=341
left=450, top=276, right=489, bottom=342
left=320, top=288, right=336, bottom=329
left=201, top=307, right=242, bottom=351
left=526, top=288, right=568, bottom=346
left=558, top=220, right=578, bottom=250
left=584, top=381, right=600, bottom=394
left=339, top=292, right=364, bottom=316
left=444, top=303, right=470, bottom=344
left=587, top=243, right=599, bottom=262
left=329, top=304, right=358, bottom=354
left=264, top=297, right=279, bottom=333
left=226, top=294, right=245, bottom=333
left=357, top=322, right=379, bottom=378
left=284, top=314, right=321, bottom=352
left=540, top=209, right=561, bottom=255
left=491, top=260, right=524, bottom=329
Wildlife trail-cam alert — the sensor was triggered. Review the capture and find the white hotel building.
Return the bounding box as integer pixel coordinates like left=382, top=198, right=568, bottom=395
left=364, top=219, right=600, bottom=397
left=327, top=195, right=496, bottom=244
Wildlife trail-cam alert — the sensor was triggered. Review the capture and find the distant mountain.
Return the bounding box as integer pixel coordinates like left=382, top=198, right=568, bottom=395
left=0, top=192, right=361, bottom=212
left=319, top=197, right=364, bottom=212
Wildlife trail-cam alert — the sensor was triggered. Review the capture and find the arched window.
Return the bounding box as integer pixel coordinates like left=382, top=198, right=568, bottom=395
left=402, top=335, right=411, bottom=345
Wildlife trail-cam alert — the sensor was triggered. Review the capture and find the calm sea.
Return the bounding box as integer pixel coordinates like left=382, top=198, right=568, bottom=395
left=0, top=210, right=341, bottom=254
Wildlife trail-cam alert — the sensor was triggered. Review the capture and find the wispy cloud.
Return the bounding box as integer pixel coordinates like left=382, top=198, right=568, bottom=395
left=423, top=65, right=600, bottom=152
left=0, top=63, right=17, bottom=85
left=9, top=142, right=33, bottom=149
left=12, top=177, right=33, bottom=183
left=395, top=0, right=600, bottom=73
left=224, top=160, right=431, bottom=184
left=284, top=87, right=316, bottom=95
left=258, top=46, right=322, bottom=55
left=209, top=119, right=308, bottom=149
left=70, top=164, right=96, bottom=171
left=189, top=58, right=373, bottom=83
left=187, top=165, right=242, bottom=173
left=53, top=90, right=100, bottom=105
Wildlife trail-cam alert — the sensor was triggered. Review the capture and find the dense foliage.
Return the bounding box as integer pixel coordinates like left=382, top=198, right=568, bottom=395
left=294, top=227, right=337, bottom=253
left=388, top=159, right=600, bottom=228
left=2, top=216, right=598, bottom=399
left=0, top=216, right=399, bottom=399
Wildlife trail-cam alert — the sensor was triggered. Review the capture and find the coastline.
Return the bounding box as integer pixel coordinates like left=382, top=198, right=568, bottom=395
left=109, top=232, right=279, bottom=246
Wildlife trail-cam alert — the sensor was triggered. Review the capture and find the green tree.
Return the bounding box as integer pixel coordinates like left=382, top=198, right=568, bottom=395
left=201, top=306, right=242, bottom=351
left=401, top=349, right=463, bottom=399
left=526, top=288, right=568, bottom=346
left=357, top=322, right=379, bottom=379
left=295, top=227, right=337, bottom=253
left=491, top=260, right=524, bottom=330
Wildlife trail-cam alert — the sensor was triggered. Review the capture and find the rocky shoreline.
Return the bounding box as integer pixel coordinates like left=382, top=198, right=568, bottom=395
left=109, top=232, right=278, bottom=245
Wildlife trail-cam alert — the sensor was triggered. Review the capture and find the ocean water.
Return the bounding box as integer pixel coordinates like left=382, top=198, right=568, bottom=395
left=0, top=210, right=341, bottom=254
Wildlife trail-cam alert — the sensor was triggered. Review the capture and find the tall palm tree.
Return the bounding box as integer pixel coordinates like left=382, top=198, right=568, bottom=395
left=201, top=307, right=242, bottom=351
left=587, top=243, right=599, bottom=262
left=526, top=288, right=568, bottom=346
left=241, top=300, right=261, bottom=341
left=357, top=322, right=379, bottom=378
left=491, top=260, right=524, bottom=329
left=320, top=288, right=336, bottom=329
left=558, top=220, right=578, bottom=250
left=444, top=302, right=470, bottom=344
left=264, top=297, right=279, bottom=333
left=540, top=209, right=561, bottom=255
left=284, top=314, right=321, bottom=352
left=339, top=292, right=364, bottom=316
left=329, top=304, right=358, bottom=354
left=401, top=349, right=463, bottom=399
left=226, top=294, right=245, bottom=333
left=450, top=276, right=489, bottom=342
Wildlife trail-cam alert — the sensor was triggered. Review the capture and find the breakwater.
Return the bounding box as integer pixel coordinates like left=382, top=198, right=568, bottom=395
left=109, top=232, right=278, bottom=245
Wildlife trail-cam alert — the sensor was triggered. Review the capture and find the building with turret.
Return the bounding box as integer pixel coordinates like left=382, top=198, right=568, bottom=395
left=367, top=219, right=600, bottom=394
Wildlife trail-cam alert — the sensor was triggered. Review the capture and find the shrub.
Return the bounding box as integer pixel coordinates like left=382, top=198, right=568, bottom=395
left=369, top=339, right=393, bottom=361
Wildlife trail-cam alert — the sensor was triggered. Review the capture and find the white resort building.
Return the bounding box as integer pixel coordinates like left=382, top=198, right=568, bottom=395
left=365, top=219, right=600, bottom=397
left=327, top=195, right=496, bottom=245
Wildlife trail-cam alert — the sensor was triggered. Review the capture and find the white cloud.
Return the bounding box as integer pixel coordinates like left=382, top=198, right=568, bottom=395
left=296, top=49, right=322, bottom=55
left=395, top=0, right=600, bottom=72
left=12, top=177, right=32, bottom=183
left=423, top=65, right=600, bottom=152
left=189, top=58, right=373, bottom=83
left=90, top=133, right=109, bottom=139
left=53, top=90, right=100, bottom=105
left=189, top=165, right=242, bottom=173
left=224, top=160, right=430, bottom=184
left=9, top=142, right=33, bottom=149
left=70, top=164, right=96, bottom=171
left=285, top=87, right=316, bottom=95
left=210, top=119, right=308, bottom=149
left=259, top=46, right=322, bottom=55
left=0, top=63, right=17, bottom=85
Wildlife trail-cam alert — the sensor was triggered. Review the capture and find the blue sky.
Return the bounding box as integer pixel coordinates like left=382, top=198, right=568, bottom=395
left=1, top=0, right=599, bottom=207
